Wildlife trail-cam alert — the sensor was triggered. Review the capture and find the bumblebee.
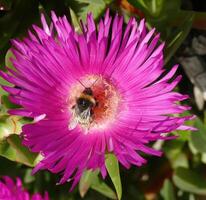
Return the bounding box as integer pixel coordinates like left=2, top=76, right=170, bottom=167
left=69, top=87, right=97, bottom=130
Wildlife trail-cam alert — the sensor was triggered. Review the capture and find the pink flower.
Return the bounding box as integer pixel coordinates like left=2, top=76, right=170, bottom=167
left=0, top=10, right=194, bottom=189
left=0, top=176, right=49, bottom=200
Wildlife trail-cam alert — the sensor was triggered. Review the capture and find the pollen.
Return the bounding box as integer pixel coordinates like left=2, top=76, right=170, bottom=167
left=68, top=75, right=121, bottom=132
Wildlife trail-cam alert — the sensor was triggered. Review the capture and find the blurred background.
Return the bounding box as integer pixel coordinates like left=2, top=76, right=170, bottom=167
left=0, top=0, right=206, bottom=199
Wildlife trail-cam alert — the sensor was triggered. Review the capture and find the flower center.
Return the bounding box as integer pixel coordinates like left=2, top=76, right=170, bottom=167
left=68, top=75, right=120, bottom=133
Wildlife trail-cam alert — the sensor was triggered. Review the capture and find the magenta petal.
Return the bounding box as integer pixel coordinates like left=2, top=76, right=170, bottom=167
left=0, top=176, right=49, bottom=200
left=0, top=9, right=195, bottom=191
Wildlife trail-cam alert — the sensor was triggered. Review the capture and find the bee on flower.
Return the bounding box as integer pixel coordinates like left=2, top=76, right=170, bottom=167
left=0, top=9, right=195, bottom=190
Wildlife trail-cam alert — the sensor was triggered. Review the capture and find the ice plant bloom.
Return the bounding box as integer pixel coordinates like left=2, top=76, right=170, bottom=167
left=0, top=176, right=49, bottom=200
left=0, top=10, right=194, bottom=189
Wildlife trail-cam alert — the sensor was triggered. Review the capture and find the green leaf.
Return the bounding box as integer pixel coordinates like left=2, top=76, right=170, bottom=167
left=5, top=49, right=15, bottom=70
left=0, top=134, right=40, bottom=167
left=24, top=169, right=35, bottom=183
left=106, top=154, right=122, bottom=200
left=0, top=77, right=12, bottom=96
left=188, top=140, right=198, bottom=155
left=149, top=0, right=164, bottom=16
left=172, top=153, right=189, bottom=169
left=79, top=170, right=117, bottom=199
left=128, top=0, right=181, bottom=19
left=163, top=140, right=188, bottom=169
left=75, top=0, right=106, bottom=21
left=190, top=118, right=206, bottom=153
left=1, top=95, right=20, bottom=109
left=160, top=179, right=176, bottom=200
left=79, top=170, right=99, bottom=197
left=164, top=12, right=194, bottom=64
left=128, top=0, right=165, bottom=17
left=91, top=175, right=117, bottom=199
left=69, top=8, right=82, bottom=33
left=0, top=49, right=14, bottom=97
left=0, top=116, right=22, bottom=140
left=173, top=167, right=206, bottom=195
left=127, top=0, right=148, bottom=14
left=104, top=0, right=113, bottom=3
left=0, top=78, right=12, bottom=92
left=172, top=10, right=206, bottom=30
left=201, top=153, right=206, bottom=164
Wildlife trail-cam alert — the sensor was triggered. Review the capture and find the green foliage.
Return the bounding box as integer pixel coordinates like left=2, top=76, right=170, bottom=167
left=0, top=0, right=39, bottom=67
left=79, top=170, right=98, bottom=197
left=74, top=0, right=109, bottom=21
left=128, top=0, right=171, bottom=17
left=5, top=49, right=15, bottom=70
left=0, top=116, right=21, bottom=139
left=127, top=0, right=206, bottom=64
left=160, top=179, right=176, bottom=200
left=90, top=175, right=117, bottom=199
left=128, top=0, right=181, bottom=20
left=0, top=134, right=40, bottom=167
left=173, top=167, right=206, bottom=195
left=164, top=12, right=194, bottom=64
left=106, top=154, right=122, bottom=200
left=190, top=118, right=206, bottom=153
left=163, top=139, right=189, bottom=169
left=79, top=170, right=117, bottom=199
left=69, top=8, right=82, bottom=33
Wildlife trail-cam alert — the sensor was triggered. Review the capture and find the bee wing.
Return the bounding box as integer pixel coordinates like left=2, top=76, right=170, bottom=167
left=68, top=107, right=92, bottom=130
left=80, top=108, right=91, bottom=120
left=68, top=118, right=78, bottom=130
left=68, top=107, right=79, bottom=130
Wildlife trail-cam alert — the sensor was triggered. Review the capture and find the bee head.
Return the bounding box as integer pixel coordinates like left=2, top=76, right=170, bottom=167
left=83, top=88, right=93, bottom=96
left=77, top=98, right=93, bottom=112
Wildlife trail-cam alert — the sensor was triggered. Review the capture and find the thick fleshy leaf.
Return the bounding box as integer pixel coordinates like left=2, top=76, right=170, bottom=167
left=164, top=12, right=194, bottom=64
left=127, top=0, right=192, bottom=63
left=128, top=0, right=165, bottom=17
left=173, top=167, right=206, bottom=195
left=160, top=179, right=176, bottom=200
left=163, top=140, right=188, bottom=169
left=1, top=95, right=20, bottom=109
left=201, top=153, right=206, bottom=164
left=5, top=49, right=15, bottom=70
left=106, top=154, right=122, bottom=200
left=79, top=170, right=117, bottom=199
left=0, top=116, right=22, bottom=140
left=190, top=118, right=206, bottom=153
left=0, top=134, right=40, bottom=167
left=128, top=0, right=181, bottom=19
left=75, top=0, right=106, bottom=21
left=91, top=175, right=117, bottom=199
left=69, top=8, right=82, bottom=33
left=0, top=78, right=12, bottom=96
left=173, top=10, right=206, bottom=30
left=0, top=77, right=12, bottom=97
left=24, top=169, right=36, bottom=183
left=0, top=49, right=14, bottom=100
left=79, top=170, right=99, bottom=197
